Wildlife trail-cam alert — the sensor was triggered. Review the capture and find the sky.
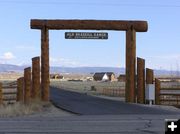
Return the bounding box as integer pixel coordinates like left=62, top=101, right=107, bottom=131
left=0, top=0, right=180, bottom=70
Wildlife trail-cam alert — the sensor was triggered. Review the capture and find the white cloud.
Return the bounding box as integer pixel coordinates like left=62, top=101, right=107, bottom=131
left=0, top=52, right=15, bottom=60
left=50, top=57, right=85, bottom=67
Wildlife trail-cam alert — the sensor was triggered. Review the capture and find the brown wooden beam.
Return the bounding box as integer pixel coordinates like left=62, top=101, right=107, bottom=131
left=32, top=56, right=41, bottom=99
left=24, top=67, right=31, bottom=104
left=17, top=77, right=24, bottom=102
left=0, top=83, right=2, bottom=105
left=155, top=78, right=161, bottom=105
left=41, top=27, right=49, bottom=101
left=125, top=27, right=136, bottom=103
left=137, top=57, right=145, bottom=104
left=146, top=68, right=154, bottom=84
left=31, top=19, right=148, bottom=32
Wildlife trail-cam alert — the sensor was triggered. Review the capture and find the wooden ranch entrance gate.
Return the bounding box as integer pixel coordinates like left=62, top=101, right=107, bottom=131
left=30, top=19, right=148, bottom=103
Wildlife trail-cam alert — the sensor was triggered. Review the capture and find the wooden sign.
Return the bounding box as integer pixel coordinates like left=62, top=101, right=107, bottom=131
left=65, top=32, right=108, bottom=39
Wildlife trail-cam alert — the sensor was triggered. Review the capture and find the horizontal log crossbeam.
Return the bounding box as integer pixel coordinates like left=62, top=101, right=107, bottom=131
left=31, top=19, right=148, bottom=32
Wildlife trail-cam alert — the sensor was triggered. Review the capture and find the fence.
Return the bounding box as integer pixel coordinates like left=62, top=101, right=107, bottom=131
left=90, top=85, right=125, bottom=97
left=2, top=82, right=17, bottom=104
left=102, top=88, right=125, bottom=97
left=159, top=87, right=180, bottom=107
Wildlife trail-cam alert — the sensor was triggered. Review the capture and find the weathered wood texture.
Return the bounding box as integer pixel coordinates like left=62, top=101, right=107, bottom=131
left=32, top=56, right=41, bottom=99
left=125, top=28, right=136, bottom=103
left=17, top=77, right=24, bottom=102
left=2, top=87, right=17, bottom=104
left=0, top=83, right=2, bottom=104
left=155, top=78, right=161, bottom=105
left=41, top=28, right=49, bottom=101
left=137, top=57, right=145, bottom=104
left=24, top=67, right=31, bottom=104
left=146, top=68, right=154, bottom=84
left=31, top=19, right=148, bottom=32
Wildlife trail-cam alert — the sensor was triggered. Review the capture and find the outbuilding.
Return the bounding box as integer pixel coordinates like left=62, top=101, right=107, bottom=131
left=93, top=72, right=109, bottom=81
left=93, top=72, right=115, bottom=81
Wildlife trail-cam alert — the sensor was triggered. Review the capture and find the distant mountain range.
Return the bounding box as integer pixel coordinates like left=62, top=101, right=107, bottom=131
left=0, top=64, right=26, bottom=72
left=0, top=64, right=179, bottom=76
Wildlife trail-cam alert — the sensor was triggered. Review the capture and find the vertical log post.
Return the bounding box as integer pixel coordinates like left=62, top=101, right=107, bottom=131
left=137, top=57, right=145, bottom=104
left=17, top=77, right=24, bottom=102
left=24, top=67, right=31, bottom=104
left=32, top=56, right=41, bottom=99
left=0, top=82, right=3, bottom=105
left=146, top=68, right=154, bottom=104
left=155, top=78, right=161, bottom=105
left=41, top=27, right=49, bottom=101
left=125, top=27, right=136, bottom=103
left=146, top=68, right=154, bottom=84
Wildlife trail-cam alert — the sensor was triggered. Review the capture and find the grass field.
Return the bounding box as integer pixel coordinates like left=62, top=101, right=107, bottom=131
left=50, top=80, right=125, bottom=97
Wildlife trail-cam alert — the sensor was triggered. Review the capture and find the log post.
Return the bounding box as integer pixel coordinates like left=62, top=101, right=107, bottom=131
left=41, top=27, right=49, bottom=101
left=17, top=77, right=24, bottom=102
left=0, top=83, right=2, bottom=105
left=125, top=27, right=136, bottom=103
left=145, top=68, right=154, bottom=104
left=24, top=67, right=31, bottom=104
left=32, top=56, right=41, bottom=99
left=137, top=57, right=145, bottom=104
left=155, top=78, right=161, bottom=105
left=146, top=68, right=154, bottom=84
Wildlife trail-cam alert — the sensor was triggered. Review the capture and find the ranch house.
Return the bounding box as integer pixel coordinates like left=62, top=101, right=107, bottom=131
left=93, top=72, right=115, bottom=81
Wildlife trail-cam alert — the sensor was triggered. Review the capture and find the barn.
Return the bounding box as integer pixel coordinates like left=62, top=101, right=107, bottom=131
left=93, top=73, right=109, bottom=81
left=93, top=72, right=115, bottom=81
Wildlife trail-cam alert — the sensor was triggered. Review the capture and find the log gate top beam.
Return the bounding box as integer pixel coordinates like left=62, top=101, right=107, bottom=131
left=31, top=19, right=148, bottom=32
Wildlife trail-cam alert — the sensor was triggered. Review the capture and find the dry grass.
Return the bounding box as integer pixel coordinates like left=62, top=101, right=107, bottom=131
left=50, top=80, right=125, bottom=97
left=0, top=72, right=23, bottom=81
left=51, top=80, right=124, bottom=90
left=0, top=100, right=51, bottom=117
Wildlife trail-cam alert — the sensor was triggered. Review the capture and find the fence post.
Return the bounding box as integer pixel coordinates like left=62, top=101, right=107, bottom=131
left=137, top=57, right=145, bottom=104
left=17, top=77, right=24, bottom=102
left=24, top=67, right=31, bottom=104
left=32, top=56, right=41, bottom=99
left=41, top=27, right=50, bottom=101
left=146, top=68, right=154, bottom=84
left=145, top=68, right=154, bottom=104
left=0, top=83, right=2, bottom=105
left=125, top=28, right=136, bottom=103
left=155, top=78, right=160, bottom=105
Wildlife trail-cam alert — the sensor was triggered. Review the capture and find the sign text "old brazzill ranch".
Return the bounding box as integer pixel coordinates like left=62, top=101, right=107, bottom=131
left=65, top=32, right=108, bottom=39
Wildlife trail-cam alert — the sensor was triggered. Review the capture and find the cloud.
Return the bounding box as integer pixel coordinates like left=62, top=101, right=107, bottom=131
left=0, top=52, right=16, bottom=64
left=0, top=52, right=15, bottom=60
left=50, top=57, right=84, bottom=67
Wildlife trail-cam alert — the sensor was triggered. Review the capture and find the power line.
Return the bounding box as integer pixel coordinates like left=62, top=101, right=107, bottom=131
left=0, top=0, right=180, bottom=8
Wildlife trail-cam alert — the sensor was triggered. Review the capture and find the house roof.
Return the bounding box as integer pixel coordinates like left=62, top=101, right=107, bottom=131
left=93, top=72, right=115, bottom=81
left=93, top=72, right=107, bottom=81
